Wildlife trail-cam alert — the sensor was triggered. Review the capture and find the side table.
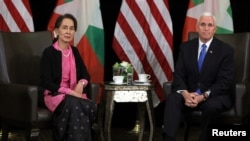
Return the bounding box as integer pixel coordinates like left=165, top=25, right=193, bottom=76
left=100, top=83, right=155, bottom=141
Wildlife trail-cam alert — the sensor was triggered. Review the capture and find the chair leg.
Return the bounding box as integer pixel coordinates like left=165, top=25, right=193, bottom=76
left=1, top=122, right=9, bottom=141
left=91, top=123, right=101, bottom=141
left=184, top=121, right=190, bottom=141
left=25, top=128, right=40, bottom=141
left=1, top=129, right=9, bottom=141
left=96, top=99, right=105, bottom=141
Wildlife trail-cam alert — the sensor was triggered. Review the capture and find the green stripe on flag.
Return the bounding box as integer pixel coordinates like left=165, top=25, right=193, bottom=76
left=192, top=0, right=204, bottom=5
left=216, top=26, right=234, bottom=34
left=227, top=6, right=233, bottom=18
left=85, top=25, right=104, bottom=65
left=64, top=0, right=73, bottom=3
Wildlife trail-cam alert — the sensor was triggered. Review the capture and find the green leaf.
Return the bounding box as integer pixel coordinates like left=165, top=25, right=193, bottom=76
left=113, top=62, right=120, bottom=68
left=127, top=66, right=133, bottom=73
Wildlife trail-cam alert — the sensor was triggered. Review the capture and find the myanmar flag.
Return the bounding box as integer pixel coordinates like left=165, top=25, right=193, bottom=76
left=182, top=0, right=234, bottom=42
left=47, top=0, right=104, bottom=83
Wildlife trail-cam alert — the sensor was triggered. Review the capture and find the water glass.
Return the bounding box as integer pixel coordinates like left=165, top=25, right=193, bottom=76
left=127, top=73, right=133, bottom=85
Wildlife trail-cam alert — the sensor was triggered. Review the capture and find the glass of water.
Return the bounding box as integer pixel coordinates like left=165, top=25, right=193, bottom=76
left=127, top=72, right=133, bottom=85
left=127, top=67, right=134, bottom=85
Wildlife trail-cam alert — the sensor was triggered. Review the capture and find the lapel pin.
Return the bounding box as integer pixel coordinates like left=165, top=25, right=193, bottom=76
left=209, top=51, right=213, bottom=54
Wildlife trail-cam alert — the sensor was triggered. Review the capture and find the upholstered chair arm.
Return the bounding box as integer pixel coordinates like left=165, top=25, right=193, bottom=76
left=235, top=82, right=250, bottom=122
left=163, top=81, right=173, bottom=97
left=0, top=82, right=38, bottom=123
left=87, top=83, right=101, bottom=103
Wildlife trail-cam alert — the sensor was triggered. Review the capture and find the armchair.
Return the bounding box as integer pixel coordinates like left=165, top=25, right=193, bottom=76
left=163, top=32, right=250, bottom=141
left=0, top=31, right=102, bottom=141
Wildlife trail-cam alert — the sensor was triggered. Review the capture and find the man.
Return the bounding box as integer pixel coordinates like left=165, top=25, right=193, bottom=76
left=163, top=12, right=234, bottom=141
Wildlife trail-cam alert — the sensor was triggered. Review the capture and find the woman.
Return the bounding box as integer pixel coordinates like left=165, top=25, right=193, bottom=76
left=39, top=13, right=96, bottom=141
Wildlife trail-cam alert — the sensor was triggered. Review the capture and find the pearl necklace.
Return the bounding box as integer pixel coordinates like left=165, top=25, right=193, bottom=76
left=60, top=48, right=71, bottom=57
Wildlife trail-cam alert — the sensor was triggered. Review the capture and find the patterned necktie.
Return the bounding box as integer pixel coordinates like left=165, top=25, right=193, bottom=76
left=198, top=44, right=207, bottom=72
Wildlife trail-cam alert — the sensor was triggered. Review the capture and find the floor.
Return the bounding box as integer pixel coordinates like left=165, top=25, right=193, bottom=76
left=0, top=125, right=200, bottom=141
left=0, top=103, right=202, bottom=141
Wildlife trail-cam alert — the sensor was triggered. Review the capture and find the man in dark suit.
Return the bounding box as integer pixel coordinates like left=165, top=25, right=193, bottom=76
left=163, top=12, right=234, bottom=141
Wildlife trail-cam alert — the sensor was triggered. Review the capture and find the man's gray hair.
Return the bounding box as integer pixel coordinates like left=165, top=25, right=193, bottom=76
left=197, top=12, right=216, bottom=26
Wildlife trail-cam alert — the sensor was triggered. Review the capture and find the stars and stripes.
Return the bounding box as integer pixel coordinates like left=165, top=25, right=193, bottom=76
left=0, top=0, right=34, bottom=32
left=112, top=0, right=174, bottom=105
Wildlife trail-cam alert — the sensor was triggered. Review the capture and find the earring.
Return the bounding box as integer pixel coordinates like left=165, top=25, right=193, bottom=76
left=53, top=31, right=58, bottom=38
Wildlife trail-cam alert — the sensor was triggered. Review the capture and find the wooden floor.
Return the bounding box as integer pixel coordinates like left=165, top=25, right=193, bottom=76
left=0, top=125, right=200, bottom=141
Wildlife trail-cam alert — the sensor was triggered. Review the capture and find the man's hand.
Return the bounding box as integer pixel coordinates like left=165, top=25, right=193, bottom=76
left=182, top=91, right=204, bottom=108
left=192, top=94, right=205, bottom=105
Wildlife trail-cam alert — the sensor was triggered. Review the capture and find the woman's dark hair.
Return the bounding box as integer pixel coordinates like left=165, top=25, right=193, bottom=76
left=53, top=13, right=77, bottom=43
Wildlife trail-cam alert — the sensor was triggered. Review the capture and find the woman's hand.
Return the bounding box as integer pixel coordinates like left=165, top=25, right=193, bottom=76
left=70, top=80, right=88, bottom=98
left=74, top=81, right=85, bottom=94
left=69, top=82, right=83, bottom=98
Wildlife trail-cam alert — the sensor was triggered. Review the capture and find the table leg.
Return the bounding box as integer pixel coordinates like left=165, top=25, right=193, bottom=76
left=146, top=91, right=155, bottom=141
left=138, top=102, right=146, bottom=141
left=104, top=91, right=114, bottom=141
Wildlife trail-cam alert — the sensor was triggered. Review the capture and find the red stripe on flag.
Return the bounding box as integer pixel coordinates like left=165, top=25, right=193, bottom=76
left=182, top=1, right=197, bottom=42
left=1, top=0, right=33, bottom=32
left=112, top=38, right=130, bottom=62
left=0, top=15, right=10, bottom=32
left=147, top=0, right=173, bottom=50
left=22, top=0, right=33, bottom=15
left=144, top=0, right=173, bottom=80
left=182, top=17, right=197, bottom=42
left=56, top=0, right=67, bottom=5
left=125, top=1, right=169, bottom=101
left=77, top=36, right=104, bottom=83
left=116, top=12, right=154, bottom=76
left=47, top=0, right=105, bottom=84
left=4, top=0, right=29, bottom=32
left=47, top=13, right=61, bottom=38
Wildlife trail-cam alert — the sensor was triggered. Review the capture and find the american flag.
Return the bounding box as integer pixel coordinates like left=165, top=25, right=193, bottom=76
left=0, top=0, right=34, bottom=32
left=112, top=0, right=174, bottom=105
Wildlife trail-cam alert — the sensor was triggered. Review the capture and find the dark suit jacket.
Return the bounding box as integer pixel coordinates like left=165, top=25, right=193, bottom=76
left=172, top=37, right=234, bottom=108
